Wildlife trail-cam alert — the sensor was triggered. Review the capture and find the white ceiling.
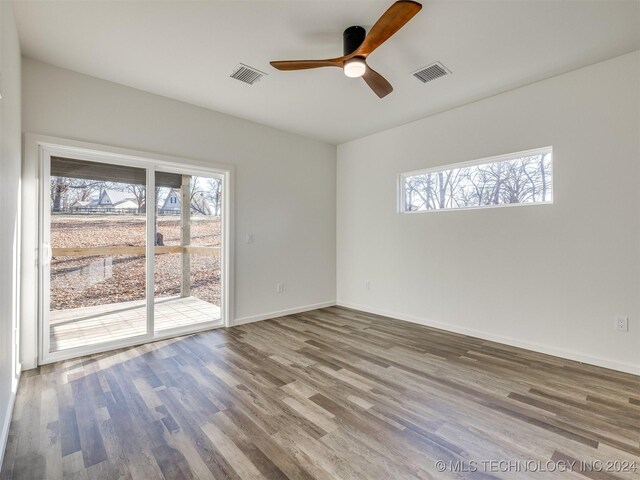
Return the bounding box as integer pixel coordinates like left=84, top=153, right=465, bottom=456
left=12, top=0, right=640, bottom=144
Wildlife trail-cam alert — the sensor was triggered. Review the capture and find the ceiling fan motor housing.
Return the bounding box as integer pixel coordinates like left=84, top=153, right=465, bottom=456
left=343, top=26, right=366, bottom=55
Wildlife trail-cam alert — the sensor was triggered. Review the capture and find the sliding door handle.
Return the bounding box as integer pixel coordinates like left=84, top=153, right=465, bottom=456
left=42, top=242, right=52, bottom=267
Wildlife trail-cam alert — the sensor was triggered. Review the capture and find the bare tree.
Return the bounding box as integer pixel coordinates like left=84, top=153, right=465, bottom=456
left=206, top=178, right=223, bottom=216
left=126, top=184, right=147, bottom=213
left=50, top=177, right=105, bottom=212
left=405, top=153, right=551, bottom=211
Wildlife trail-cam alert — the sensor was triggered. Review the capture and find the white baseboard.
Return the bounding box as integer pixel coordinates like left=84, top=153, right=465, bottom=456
left=233, top=301, right=336, bottom=326
left=0, top=371, right=21, bottom=471
left=337, top=301, right=640, bottom=376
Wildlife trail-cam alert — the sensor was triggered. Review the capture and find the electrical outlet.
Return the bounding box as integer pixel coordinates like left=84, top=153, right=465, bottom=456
left=615, top=316, right=628, bottom=332
left=246, top=233, right=254, bottom=244
left=276, top=283, right=284, bottom=294
left=365, top=281, right=371, bottom=291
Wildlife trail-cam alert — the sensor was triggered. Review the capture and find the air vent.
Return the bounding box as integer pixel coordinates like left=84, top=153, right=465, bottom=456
left=412, top=62, right=450, bottom=84
left=230, top=64, right=267, bottom=85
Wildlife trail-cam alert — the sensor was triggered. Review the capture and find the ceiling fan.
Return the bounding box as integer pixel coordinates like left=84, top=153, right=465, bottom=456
left=270, top=0, right=422, bottom=99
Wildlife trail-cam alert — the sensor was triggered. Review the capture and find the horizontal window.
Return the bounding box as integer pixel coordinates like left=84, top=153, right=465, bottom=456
left=400, top=147, right=552, bottom=213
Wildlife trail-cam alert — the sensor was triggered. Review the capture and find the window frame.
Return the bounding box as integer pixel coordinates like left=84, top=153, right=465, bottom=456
left=398, top=146, right=553, bottom=214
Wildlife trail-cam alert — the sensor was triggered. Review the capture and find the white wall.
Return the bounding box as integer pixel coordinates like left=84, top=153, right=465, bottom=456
left=0, top=0, right=21, bottom=466
left=337, top=52, right=640, bottom=374
left=21, top=58, right=336, bottom=368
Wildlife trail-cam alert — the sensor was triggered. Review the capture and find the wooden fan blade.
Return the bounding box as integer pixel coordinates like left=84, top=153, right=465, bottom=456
left=270, top=57, right=345, bottom=70
left=356, top=1, right=422, bottom=57
left=362, top=65, right=393, bottom=98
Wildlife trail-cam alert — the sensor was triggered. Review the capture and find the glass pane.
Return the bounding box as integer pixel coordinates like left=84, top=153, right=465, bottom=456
left=49, top=158, right=148, bottom=352
left=404, top=150, right=552, bottom=212
left=154, top=173, right=222, bottom=332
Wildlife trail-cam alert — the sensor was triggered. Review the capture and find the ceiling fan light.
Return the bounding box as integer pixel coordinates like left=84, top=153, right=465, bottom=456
left=344, top=58, right=366, bottom=78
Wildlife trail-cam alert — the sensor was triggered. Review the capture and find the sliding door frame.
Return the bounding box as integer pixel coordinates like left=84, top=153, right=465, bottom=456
left=32, top=135, right=233, bottom=365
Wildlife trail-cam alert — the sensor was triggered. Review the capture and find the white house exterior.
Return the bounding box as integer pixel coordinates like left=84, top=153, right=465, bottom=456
left=159, top=189, right=181, bottom=214
left=71, top=189, right=139, bottom=212
left=159, top=189, right=213, bottom=215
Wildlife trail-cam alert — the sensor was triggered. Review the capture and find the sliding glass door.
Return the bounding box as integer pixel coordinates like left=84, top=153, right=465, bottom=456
left=153, top=171, right=223, bottom=334
left=40, top=152, right=226, bottom=362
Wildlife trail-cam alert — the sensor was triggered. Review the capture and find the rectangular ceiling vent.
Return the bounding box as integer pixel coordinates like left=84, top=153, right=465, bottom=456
left=412, top=62, right=450, bottom=84
left=230, top=64, right=267, bottom=85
